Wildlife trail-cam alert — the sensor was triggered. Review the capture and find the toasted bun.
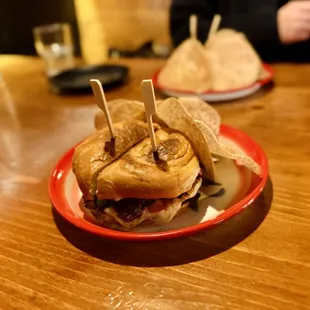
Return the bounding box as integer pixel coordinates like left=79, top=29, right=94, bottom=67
left=72, top=120, right=151, bottom=200
left=96, top=128, right=201, bottom=200
left=95, top=99, right=165, bottom=131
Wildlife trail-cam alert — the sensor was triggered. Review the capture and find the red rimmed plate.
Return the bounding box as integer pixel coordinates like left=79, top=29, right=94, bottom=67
left=49, top=124, right=268, bottom=241
left=152, top=63, right=274, bottom=102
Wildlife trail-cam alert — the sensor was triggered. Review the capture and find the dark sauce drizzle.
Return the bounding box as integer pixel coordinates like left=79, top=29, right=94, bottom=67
left=104, top=137, right=116, bottom=156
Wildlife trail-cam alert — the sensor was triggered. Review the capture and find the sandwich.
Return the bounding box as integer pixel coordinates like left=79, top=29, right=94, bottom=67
left=73, top=126, right=205, bottom=230
left=73, top=96, right=222, bottom=230
left=157, top=27, right=265, bottom=93
left=73, top=96, right=262, bottom=230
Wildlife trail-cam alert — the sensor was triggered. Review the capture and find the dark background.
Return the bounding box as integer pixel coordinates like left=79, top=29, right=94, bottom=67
left=0, top=0, right=81, bottom=55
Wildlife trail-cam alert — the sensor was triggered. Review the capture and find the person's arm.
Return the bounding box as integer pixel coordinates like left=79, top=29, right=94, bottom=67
left=221, top=4, right=281, bottom=56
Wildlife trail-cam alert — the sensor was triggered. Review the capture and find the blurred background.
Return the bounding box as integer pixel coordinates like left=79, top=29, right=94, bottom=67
left=0, top=0, right=172, bottom=63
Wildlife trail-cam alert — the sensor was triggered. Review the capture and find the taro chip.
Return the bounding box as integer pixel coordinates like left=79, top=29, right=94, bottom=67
left=95, top=99, right=165, bottom=130
left=157, top=38, right=211, bottom=93
left=196, top=121, right=262, bottom=176
left=178, top=96, right=221, bottom=137
left=156, top=97, right=216, bottom=181
left=205, top=29, right=262, bottom=91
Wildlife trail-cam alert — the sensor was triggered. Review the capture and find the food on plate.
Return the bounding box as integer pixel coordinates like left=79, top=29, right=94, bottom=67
left=157, top=38, right=211, bottom=93
left=156, top=28, right=267, bottom=93
left=204, top=29, right=262, bottom=91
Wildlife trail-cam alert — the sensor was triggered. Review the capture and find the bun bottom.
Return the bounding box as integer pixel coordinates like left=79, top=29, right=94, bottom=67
left=81, top=201, right=190, bottom=231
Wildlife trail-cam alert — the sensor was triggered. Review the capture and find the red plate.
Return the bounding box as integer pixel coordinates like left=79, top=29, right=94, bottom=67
left=49, top=124, right=268, bottom=241
left=152, top=63, right=274, bottom=102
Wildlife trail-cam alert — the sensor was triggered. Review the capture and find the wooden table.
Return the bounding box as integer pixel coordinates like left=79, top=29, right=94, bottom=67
left=0, top=56, right=309, bottom=310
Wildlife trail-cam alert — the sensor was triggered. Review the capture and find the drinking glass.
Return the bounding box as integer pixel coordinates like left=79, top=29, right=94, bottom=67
left=33, top=23, right=75, bottom=77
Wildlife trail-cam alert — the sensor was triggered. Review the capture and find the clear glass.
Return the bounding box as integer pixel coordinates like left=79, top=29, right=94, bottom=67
left=33, top=23, right=75, bottom=77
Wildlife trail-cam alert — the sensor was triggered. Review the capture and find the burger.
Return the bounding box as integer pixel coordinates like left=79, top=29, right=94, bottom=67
left=72, top=120, right=206, bottom=230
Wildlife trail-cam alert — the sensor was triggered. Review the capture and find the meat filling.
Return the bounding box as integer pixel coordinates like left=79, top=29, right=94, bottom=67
left=83, top=176, right=202, bottom=228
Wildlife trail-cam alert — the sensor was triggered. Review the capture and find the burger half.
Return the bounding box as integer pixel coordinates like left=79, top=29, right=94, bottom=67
left=73, top=124, right=203, bottom=230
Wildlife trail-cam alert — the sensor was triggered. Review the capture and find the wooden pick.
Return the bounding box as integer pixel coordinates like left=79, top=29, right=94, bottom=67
left=207, top=14, right=221, bottom=40
left=141, top=79, right=157, bottom=153
left=90, top=79, right=116, bottom=139
left=189, top=14, right=197, bottom=40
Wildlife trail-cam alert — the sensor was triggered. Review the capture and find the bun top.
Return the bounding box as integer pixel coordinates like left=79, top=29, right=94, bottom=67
left=96, top=128, right=201, bottom=200
left=72, top=120, right=151, bottom=200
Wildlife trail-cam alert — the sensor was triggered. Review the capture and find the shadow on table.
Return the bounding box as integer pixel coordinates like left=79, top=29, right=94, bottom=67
left=53, top=177, right=273, bottom=267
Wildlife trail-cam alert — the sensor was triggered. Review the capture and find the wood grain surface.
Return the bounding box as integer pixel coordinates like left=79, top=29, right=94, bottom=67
left=0, top=56, right=310, bottom=310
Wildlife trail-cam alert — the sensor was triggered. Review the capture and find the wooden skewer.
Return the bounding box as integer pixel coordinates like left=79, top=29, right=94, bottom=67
left=90, top=79, right=116, bottom=139
left=141, top=79, right=157, bottom=153
left=207, top=14, right=221, bottom=40
left=189, top=14, right=197, bottom=40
